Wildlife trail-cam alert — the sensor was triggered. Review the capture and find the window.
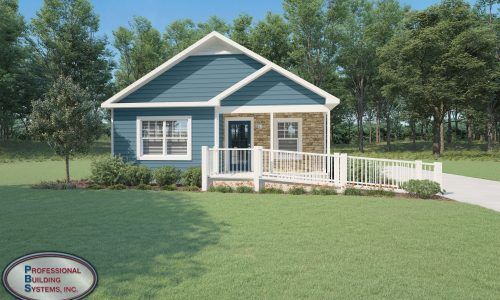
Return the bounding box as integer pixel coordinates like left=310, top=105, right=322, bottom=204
left=137, top=116, right=191, bottom=160
left=274, top=118, right=302, bottom=152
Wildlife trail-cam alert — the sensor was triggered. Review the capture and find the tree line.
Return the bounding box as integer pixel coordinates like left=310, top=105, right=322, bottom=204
left=0, top=0, right=498, bottom=157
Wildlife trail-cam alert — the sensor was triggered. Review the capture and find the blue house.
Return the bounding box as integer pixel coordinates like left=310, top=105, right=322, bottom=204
left=102, top=32, right=340, bottom=170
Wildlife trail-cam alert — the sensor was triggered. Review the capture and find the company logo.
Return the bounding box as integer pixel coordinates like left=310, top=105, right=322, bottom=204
left=2, top=252, right=97, bottom=300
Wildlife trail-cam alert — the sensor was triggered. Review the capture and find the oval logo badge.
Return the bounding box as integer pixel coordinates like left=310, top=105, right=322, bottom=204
left=2, top=252, right=97, bottom=300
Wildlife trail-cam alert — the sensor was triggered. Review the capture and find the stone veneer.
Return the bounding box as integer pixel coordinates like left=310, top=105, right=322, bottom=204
left=222, top=112, right=325, bottom=153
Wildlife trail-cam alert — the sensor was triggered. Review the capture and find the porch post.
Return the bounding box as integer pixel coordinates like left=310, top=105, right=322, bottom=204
left=334, top=153, right=340, bottom=186
left=201, top=146, right=209, bottom=191
left=339, top=153, right=347, bottom=187
left=270, top=112, right=274, bottom=173
left=110, top=108, right=114, bottom=156
left=214, top=108, right=219, bottom=147
left=253, top=146, right=263, bottom=192
left=327, top=110, right=331, bottom=155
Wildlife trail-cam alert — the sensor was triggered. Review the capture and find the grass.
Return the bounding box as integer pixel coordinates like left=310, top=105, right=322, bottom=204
left=334, top=141, right=500, bottom=181
left=0, top=187, right=498, bottom=299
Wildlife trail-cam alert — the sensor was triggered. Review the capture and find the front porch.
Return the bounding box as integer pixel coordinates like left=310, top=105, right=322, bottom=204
left=214, top=109, right=331, bottom=155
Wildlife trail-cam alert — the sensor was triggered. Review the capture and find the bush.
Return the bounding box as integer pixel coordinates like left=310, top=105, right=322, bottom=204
left=208, top=185, right=233, bottom=193
left=344, top=188, right=363, bottom=196
left=400, top=179, right=441, bottom=199
left=91, top=156, right=127, bottom=186
left=288, top=186, right=306, bottom=195
left=260, top=187, right=284, bottom=194
left=179, top=185, right=200, bottom=192
left=181, top=167, right=202, bottom=187
left=154, top=166, right=181, bottom=186
left=32, top=180, right=77, bottom=190
left=123, top=165, right=152, bottom=186
left=109, top=184, right=127, bottom=190
left=161, top=184, right=177, bottom=191
left=235, top=186, right=254, bottom=193
left=86, top=183, right=105, bottom=190
left=365, top=189, right=395, bottom=197
left=136, top=183, right=152, bottom=190
left=311, top=187, right=337, bottom=195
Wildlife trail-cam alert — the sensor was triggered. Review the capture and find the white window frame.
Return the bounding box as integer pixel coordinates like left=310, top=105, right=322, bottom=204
left=273, top=118, right=302, bottom=152
left=136, top=116, right=192, bottom=161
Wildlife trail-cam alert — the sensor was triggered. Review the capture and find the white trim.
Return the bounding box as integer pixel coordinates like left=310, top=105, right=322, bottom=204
left=218, top=105, right=329, bottom=114
left=270, top=112, right=274, bottom=151
left=224, top=117, right=254, bottom=149
left=102, top=101, right=213, bottom=109
left=101, top=31, right=340, bottom=110
left=136, top=116, right=192, bottom=161
left=273, top=118, right=303, bottom=152
left=110, top=109, right=114, bottom=156
left=214, top=107, right=219, bottom=148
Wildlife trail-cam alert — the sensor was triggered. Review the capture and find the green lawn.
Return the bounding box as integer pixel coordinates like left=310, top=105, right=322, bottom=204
left=441, top=160, right=500, bottom=181
left=0, top=187, right=498, bottom=299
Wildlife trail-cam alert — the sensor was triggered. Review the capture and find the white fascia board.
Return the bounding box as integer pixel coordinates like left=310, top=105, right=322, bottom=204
left=101, top=101, right=215, bottom=108
left=218, top=105, right=330, bottom=114
left=101, top=32, right=220, bottom=106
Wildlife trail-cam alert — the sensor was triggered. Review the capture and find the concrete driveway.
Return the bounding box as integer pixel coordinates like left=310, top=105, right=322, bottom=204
left=442, top=173, right=500, bottom=212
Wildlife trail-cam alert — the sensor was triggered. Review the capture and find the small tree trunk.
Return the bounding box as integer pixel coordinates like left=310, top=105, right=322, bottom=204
left=386, top=112, right=391, bottom=151
left=466, top=119, right=473, bottom=144
left=410, top=118, right=416, bottom=149
left=440, top=121, right=445, bottom=154
left=487, top=104, right=494, bottom=152
left=355, top=80, right=365, bottom=153
left=65, top=155, right=70, bottom=183
left=376, top=115, right=380, bottom=144
left=447, top=110, right=452, bottom=145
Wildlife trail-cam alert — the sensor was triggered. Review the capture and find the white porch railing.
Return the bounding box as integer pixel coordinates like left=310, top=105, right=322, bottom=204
left=201, top=146, right=443, bottom=191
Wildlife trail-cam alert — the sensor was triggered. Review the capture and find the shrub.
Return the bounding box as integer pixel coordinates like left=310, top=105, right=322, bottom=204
left=311, top=187, right=337, bottom=195
left=109, top=184, right=127, bottom=190
left=154, top=166, right=181, bottom=186
left=344, top=188, right=363, bottom=196
left=365, top=189, right=395, bottom=197
left=123, top=165, right=152, bottom=186
left=181, top=167, right=202, bottom=187
left=136, top=183, right=152, bottom=190
left=400, top=179, right=441, bottom=199
left=90, top=156, right=126, bottom=186
left=86, top=183, right=105, bottom=190
left=179, top=185, right=200, bottom=192
left=162, top=184, right=177, bottom=191
left=32, top=180, right=77, bottom=190
left=260, top=187, right=284, bottom=194
left=288, top=186, right=306, bottom=195
left=208, top=185, right=233, bottom=193
left=235, top=186, right=254, bottom=193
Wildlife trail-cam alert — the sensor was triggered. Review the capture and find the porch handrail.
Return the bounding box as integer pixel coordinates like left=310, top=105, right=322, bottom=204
left=201, top=146, right=443, bottom=192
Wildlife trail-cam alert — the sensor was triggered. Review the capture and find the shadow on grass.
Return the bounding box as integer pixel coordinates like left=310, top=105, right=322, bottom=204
left=0, top=187, right=226, bottom=298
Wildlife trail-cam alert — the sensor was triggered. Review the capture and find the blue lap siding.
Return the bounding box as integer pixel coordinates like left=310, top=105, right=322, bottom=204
left=120, top=54, right=263, bottom=103
left=113, top=107, right=214, bottom=169
left=222, top=70, right=325, bottom=106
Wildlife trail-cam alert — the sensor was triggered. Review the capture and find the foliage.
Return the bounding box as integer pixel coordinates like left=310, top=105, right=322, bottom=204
left=181, top=167, right=202, bottom=187
left=311, top=186, right=338, bottom=195
left=208, top=185, right=233, bottom=193
left=86, top=183, right=105, bottom=190
left=161, top=184, right=177, bottom=191
left=178, top=185, right=200, bottom=192
left=344, top=188, right=363, bottom=196
left=365, top=189, right=395, bottom=197
left=260, top=187, right=284, bottom=194
left=235, top=186, right=254, bottom=193
left=400, top=179, right=441, bottom=199
left=153, top=166, right=181, bottom=186
left=109, top=183, right=127, bottom=190
left=29, top=76, right=102, bottom=182
left=123, top=164, right=152, bottom=186
left=136, top=183, right=152, bottom=190
left=288, top=186, right=307, bottom=195
left=31, top=180, right=78, bottom=190
left=90, top=156, right=126, bottom=186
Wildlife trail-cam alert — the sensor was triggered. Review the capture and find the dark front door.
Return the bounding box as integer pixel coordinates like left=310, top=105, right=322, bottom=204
left=227, top=121, right=251, bottom=171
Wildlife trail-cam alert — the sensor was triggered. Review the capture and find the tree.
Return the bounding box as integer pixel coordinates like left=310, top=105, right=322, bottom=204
left=163, top=19, right=200, bottom=57
left=249, top=12, right=291, bottom=67
left=0, top=0, right=27, bottom=139
left=30, top=0, right=114, bottom=105
left=29, top=76, right=102, bottom=182
left=231, top=13, right=253, bottom=48
left=198, top=16, right=230, bottom=35
left=329, top=0, right=377, bottom=152
left=113, top=16, right=165, bottom=89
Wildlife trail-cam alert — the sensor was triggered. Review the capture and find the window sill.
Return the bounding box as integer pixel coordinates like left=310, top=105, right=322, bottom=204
left=137, top=155, right=192, bottom=161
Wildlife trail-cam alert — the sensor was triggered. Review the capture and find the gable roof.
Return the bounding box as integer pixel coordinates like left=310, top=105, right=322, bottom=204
left=101, top=31, right=340, bottom=110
